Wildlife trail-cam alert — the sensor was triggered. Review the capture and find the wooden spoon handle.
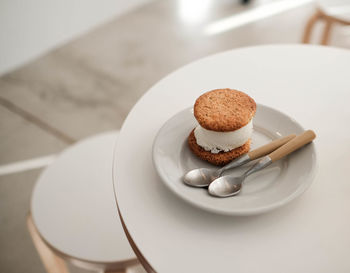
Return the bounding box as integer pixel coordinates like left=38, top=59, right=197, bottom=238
left=248, top=134, right=296, bottom=160
left=268, top=130, right=316, bottom=162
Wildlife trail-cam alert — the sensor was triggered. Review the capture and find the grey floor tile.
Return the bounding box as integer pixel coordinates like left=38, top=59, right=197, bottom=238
left=3, top=1, right=347, bottom=141
left=0, top=105, right=67, bottom=165
left=0, top=59, right=127, bottom=141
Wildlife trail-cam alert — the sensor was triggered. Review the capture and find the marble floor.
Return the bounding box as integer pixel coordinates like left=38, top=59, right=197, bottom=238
left=0, top=0, right=152, bottom=75
left=0, top=0, right=349, bottom=272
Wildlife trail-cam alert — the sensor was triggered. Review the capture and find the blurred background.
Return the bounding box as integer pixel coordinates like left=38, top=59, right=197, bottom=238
left=0, top=0, right=349, bottom=272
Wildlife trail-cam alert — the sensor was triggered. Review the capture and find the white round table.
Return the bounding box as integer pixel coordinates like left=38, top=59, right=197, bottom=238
left=114, top=45, right=350, bottom=273
left=32, top=131, right=138, bottom=271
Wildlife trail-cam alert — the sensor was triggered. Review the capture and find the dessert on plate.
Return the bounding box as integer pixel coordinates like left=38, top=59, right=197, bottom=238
left=188, top=88, right=256, bottom=165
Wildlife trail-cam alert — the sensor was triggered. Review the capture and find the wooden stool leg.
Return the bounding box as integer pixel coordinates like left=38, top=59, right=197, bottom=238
left=104, top=269, right=127, bottom=273
left=27, top=213, right=70, bottom=273
left=303, top=11, right=321, bottom=43
left=321, top=19, right=333, bottom=45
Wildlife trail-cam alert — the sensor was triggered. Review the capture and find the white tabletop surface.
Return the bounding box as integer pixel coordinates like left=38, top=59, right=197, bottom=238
left=32, top=131, right=136, bottom=264
left=114, top=45, right=350, bottom=273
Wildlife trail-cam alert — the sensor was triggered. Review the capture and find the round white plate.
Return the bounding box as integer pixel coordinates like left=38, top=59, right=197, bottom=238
left=152, top=104, right=317, bottom=216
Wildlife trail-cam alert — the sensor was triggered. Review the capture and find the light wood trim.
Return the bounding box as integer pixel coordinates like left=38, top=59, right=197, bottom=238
left=303, top=7, right=350, bottom=45
left=268, top=130, right=316, bottom=162
left=319, top=8, right=350, bottom=25
left=104, top=270, right=126, bottom=273
left=248, top=134, right=296, bottom=160
left=27, top=213, right=70, bottom=273
left=321, top=20, right=333, bottom=45
left=303, top=10, right=321, bottom=43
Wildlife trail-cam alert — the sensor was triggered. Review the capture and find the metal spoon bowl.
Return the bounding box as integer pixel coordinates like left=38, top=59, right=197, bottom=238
left=209, top=157, right=271, bottom=197
left=208, top=176, right=243, bottom=197
left=183, top=154, right=249, bottom=187
left=183, top=168, right=221, bottom=188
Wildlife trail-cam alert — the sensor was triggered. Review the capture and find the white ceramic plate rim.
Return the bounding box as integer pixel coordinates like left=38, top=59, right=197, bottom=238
left=152, top=104, right=318, bottom=216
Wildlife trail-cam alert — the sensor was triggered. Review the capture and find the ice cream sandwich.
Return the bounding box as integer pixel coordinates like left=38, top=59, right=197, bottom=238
left=188, top=88, right=256, bottom=165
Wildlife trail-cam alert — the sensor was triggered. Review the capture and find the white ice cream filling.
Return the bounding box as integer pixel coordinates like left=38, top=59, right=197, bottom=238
left=194, top=120, right=253, bottom=154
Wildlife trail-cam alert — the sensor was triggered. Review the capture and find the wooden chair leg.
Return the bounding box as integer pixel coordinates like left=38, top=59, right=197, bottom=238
left=27, top=213, right=70, bottom=273
left=303, top=11, right=321, bottom=43
left=321, top=19, right=333, bottom=45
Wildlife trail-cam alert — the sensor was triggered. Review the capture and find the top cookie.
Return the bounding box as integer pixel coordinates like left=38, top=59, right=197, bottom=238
left=194, top=88, right=256, bottom=132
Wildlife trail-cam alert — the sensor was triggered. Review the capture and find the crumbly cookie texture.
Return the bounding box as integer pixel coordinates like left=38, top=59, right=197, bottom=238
left=188, top=129, right=251, bottom=166
left=194, top=88, right=256, bottom=132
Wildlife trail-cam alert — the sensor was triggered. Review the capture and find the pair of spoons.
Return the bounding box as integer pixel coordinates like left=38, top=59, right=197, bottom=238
left=183, top=130, right=316, bottom=197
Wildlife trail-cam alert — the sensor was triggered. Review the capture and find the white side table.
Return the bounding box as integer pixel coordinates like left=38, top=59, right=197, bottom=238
left=30, top=131, right=140, bottom=273
left=303, top=0, right=350, bottom=44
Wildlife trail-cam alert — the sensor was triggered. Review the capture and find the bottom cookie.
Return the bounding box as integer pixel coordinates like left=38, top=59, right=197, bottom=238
left=188, top=129, right=251, bottom=166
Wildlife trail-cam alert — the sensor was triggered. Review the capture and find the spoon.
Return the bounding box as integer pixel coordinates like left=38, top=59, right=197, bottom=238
left=208, top=130, right=316, bottom=197
left=183, top=134, right=296, bottom=187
